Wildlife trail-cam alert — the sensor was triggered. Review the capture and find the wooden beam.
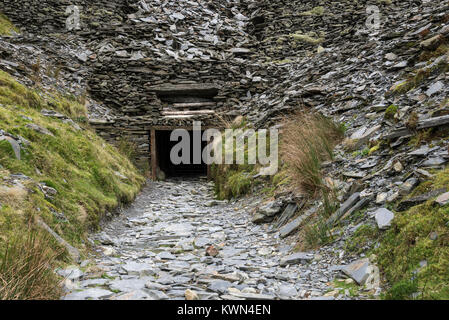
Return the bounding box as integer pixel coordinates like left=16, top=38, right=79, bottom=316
left=163, top=115, right=194, bottom=119
left=172, top=102, right=217, bottom=109
left=162, top=110, right=215, bottom=115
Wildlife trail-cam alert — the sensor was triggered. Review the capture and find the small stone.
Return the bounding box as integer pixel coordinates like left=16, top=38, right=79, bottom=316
left=25, top=123, right=54, bottom=136
left=374, top=208, right=395, bottom=230
left=112, top=290, right=151, bottom=300
left=241, top=287, right=257, bottom=294
left=435, top=192, right=449, bottom=206
left=376, top=192, right=388, bottom=204
left=205, top=245, right=219, bottom=257
left=228, top=287, right=241, bottom=295
left=257, top=201, right=283, bottom=217
left=343, top=171, right=365, bottom=179
left=385, top=53, right=397, bottom=61
left=120, top=262, right=154, bottom=276
left=393, top=161, right=403, bottom=172
left=158, top=251, right=176, bottom=260
left=426, top=81, right=444, bottom=96
left=205, top=200, right=217, bottom=207
left=99, top=233, right=114, bottom=245
left=409, top=145, right=432, bottom=156
left=323, top=290, right=339, bottom=297
left=208, top=280, right=232, bottom=294
left=57, top=266, right=84, bottom=281
left=387, top=191, right=400, bottom=203
left=364, top=265, right=380, bottom=291
left=102, top=246, right=116, bottom=256
left=420, top=34, right=445, bottom=50
left=279, top=285, right=298, bottom=297
left=185, top=289, right=199, bottom=300
left=399, top=178, right=419, bottom=195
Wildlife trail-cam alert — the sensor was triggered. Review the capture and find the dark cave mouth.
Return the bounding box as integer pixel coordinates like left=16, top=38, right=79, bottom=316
left=152, top=129, right=208, bottom=178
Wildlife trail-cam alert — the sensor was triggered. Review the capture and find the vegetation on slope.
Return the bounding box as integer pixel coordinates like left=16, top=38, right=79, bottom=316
left=211, top=112, right=344, bottom=201
left=210, top=117, right=260, bottom=199
left=376, top=168, right=449, bottom=299
left=280, top=112, right=344, bottom=197
left=0, top=70, right=144, bottom=299
left=0, top=13, right=18, bottom=36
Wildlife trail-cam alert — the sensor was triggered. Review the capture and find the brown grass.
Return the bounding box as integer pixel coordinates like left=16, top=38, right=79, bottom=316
left=0, top=186, right=27, bottom=208
left=280, top=111, right=344, bottom=197
left=0, top=232, right=62, bottom=300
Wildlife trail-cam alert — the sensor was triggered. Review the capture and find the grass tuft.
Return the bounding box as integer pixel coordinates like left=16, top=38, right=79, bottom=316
left=0, top=13, right=18, bottom=36
left=280, top=111, right=344, bottom=197
left=0, top=232, right=62, bottom=300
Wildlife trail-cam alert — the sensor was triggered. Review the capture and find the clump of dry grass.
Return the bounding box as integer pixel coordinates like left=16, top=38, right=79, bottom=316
left=0, top=186, right=27, bottom=208
left=0, top=232, right=62, bottom=300
left=280, top=111, right=344, bottom=197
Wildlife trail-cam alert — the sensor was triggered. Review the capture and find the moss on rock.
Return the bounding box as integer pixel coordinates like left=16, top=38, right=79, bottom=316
left=376, top=167, right=449, bottom=299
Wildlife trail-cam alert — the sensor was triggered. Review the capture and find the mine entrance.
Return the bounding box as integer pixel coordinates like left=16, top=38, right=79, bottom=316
left=151, top=128, right=208, bottom=179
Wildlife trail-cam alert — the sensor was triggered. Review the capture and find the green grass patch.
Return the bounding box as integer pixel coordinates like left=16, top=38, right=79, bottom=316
left=345, top=224, right=379, bottom=255
left=210, top=119, right=269, bottom=200
left=332, top=279, right=360, bottom=297
left=376, top=167, right=449, bottom=299
left=0, top=70, right=144, bottom=299
left=0, top=12, right=18, bottom=36
left=384, top=104, right=398, bottom=120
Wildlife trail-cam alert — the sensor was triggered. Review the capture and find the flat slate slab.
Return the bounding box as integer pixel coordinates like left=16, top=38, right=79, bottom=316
left=120, top=261, right=155, bottom=276
left=110, top=290, right=153, bottom=300
left=63, top=288, right=114, bottom=300
left=226, top=292, right=276, bottom=300
left=342, top=258, right=371, bottom=285
left=435, top=191, right=449, bottom=206
left=109, top=277, right=152, bottom=293
left=279, top=214, right=306, bottom=238
left=280, top=252, right=313, bottom=266
left=397, top=188, right=446, bottom=211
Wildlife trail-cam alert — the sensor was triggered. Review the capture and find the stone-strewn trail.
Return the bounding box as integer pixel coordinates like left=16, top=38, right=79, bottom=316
left=61, top=179, right=360, bottom=300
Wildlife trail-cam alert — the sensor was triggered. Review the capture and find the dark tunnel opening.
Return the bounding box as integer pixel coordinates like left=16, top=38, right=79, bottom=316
left=154, top=129, right=208, bottom=178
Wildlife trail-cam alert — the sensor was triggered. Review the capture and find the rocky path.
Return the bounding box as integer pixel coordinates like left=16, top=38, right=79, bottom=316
left=61, top=178, right=350, bottom=300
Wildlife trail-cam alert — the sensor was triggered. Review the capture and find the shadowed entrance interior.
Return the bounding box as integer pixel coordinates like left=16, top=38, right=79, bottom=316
left=152, top=129, right=208, bottom=178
